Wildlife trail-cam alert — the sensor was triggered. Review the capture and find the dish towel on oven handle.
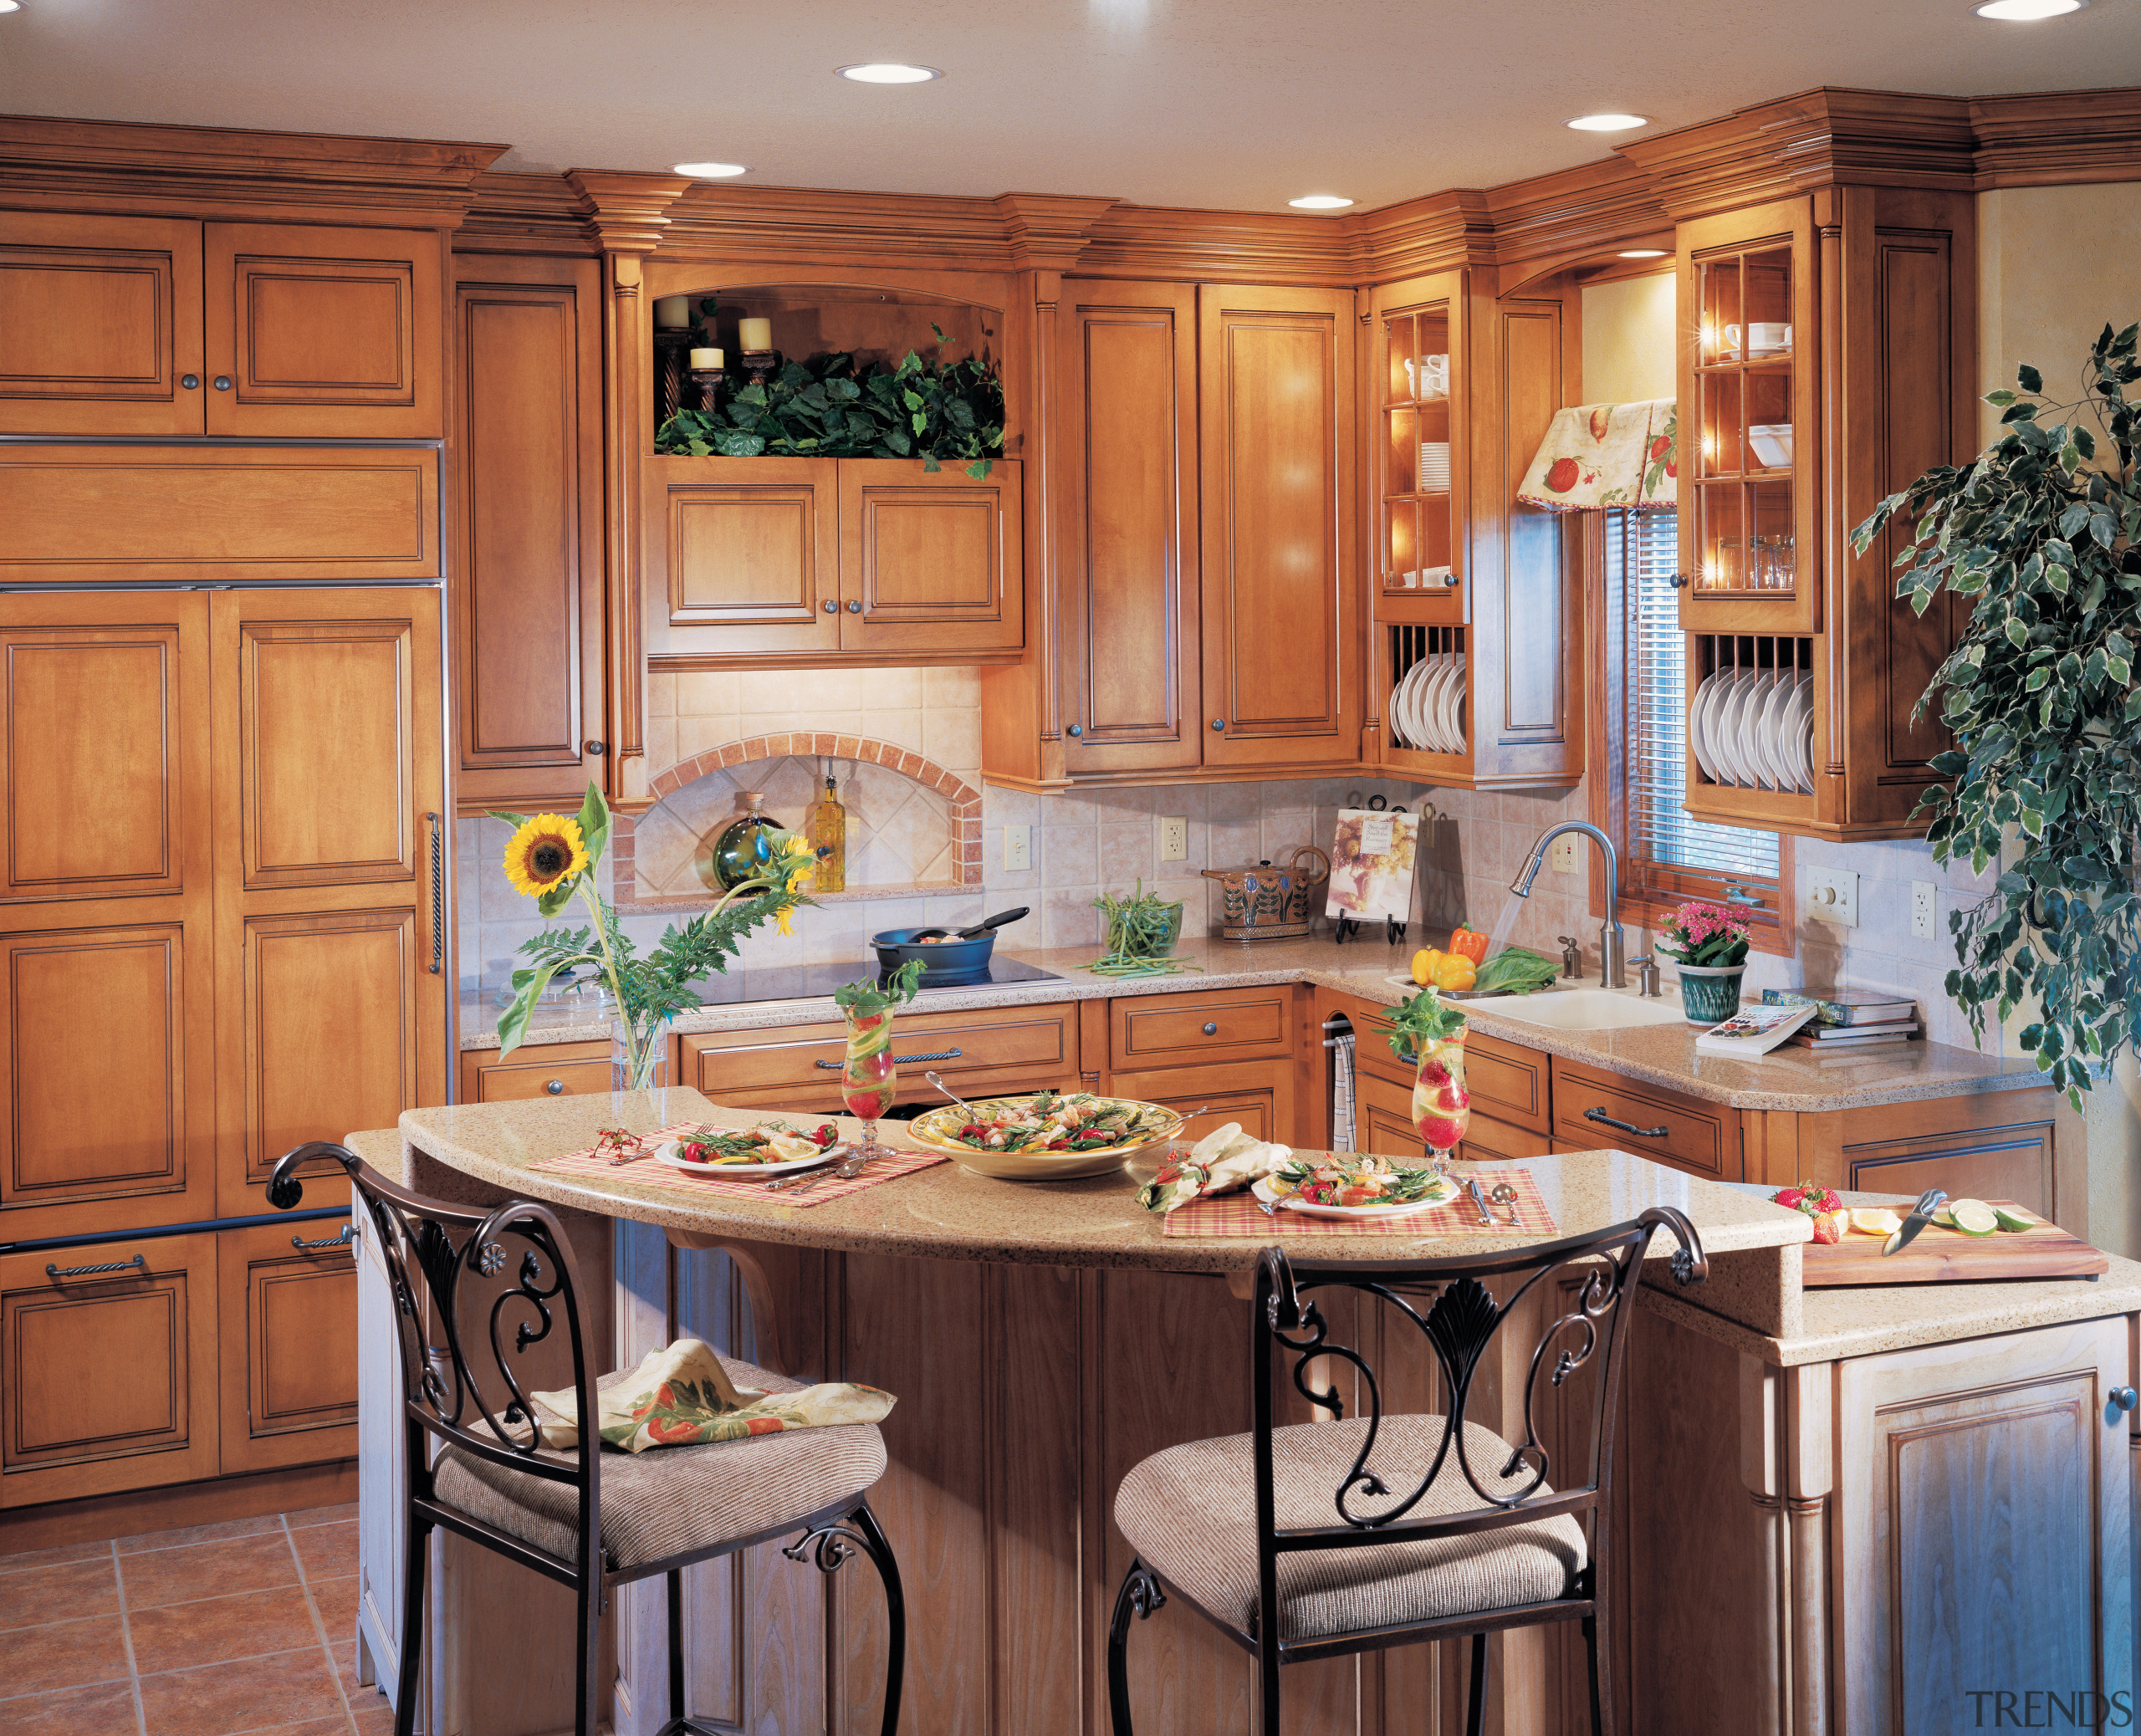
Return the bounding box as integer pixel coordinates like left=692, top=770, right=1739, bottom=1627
left=1327, top=1019, right=1357, bottom=1152
left=531, top=1339, right=895, bottom=1453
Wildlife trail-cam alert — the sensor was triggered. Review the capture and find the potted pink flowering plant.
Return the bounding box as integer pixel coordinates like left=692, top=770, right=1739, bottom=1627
left=1653, top=901, right=1753, bottom=1024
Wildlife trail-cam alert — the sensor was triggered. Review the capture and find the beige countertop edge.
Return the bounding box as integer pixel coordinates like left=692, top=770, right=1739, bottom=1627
left=393, top=1099, right=1811, bottom=1276
left=457, top=936, right=2045, bottom=1115
left=1641, top=1256, right=2141, bottom=1366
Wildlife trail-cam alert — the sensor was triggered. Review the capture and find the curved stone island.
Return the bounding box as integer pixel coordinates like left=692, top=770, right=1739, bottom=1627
left=355, top=1091, right=2141, bottom=1736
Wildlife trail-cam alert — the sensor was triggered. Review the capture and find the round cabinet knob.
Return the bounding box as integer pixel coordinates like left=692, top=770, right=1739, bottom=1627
left=2113, top=1386, right=2138, bottom=1412
left=544, top=1080, right=565, bottom=1095
left=822, top=599, right=839, bottom=613
left=1211, top=718, right=1227, bottom=731
left=212, top=375, right=232, bottom=391
left=846, top=600, right=862, bottom=614
left=1066, top=723, right=1083, bottom=738
left=585, top=739, right=606, bottom=756
left=1443, top=573, right=1460, bottom=588
left=180, top=374, right=201, bottom=390
left=1669, top=573, right=1692, bottom=589
left=1201, top=1022, right=1218, bottom=1036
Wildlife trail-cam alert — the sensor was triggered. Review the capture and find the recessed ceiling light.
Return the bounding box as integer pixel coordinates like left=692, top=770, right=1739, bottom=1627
left=1289, top=194, right=1354, bottom=211
left=837, top=63, right=942, bottom=83
left=1567, top=113, right=1649, bottom=132
left=673, top=162, right=748, bottom=179
left=1973, top=0, right=2084, bottom=16
left=1618, top=248, right=1668, bottom=258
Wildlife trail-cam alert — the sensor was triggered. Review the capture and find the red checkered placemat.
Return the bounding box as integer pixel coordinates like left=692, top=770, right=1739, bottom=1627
left=532, top=1122, right=946, bottom=1208
left=1161, top=1166, right=1556, bottom=1239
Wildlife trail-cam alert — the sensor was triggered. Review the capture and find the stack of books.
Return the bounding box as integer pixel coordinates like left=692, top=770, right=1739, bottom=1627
left=1760, top=988, right=1920, bottom=1049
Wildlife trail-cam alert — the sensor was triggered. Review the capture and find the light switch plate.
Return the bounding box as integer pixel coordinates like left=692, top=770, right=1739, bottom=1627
left=1158, top=816, right=1188, bottom=862
left=1911, top=880, right=1938, bottom=939
left=1004, top=825, right=1031, bottom=872
left=1800, top=865, right=1859, bottom=927
left=1549, top=835, right=1581, bottom=874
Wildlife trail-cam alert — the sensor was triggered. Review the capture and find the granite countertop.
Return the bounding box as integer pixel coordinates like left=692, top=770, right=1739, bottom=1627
left=393, top=1089, right=1811, bottom=1278
left=461, top=933, right=2048, bottom=1114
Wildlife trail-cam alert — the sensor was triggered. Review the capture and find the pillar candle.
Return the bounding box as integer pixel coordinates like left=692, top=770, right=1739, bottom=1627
left=688, top=347, right=723, bottom=369
left=653, top=295, right=692, bottom=329
left=738, top=316, right=773, bottom=353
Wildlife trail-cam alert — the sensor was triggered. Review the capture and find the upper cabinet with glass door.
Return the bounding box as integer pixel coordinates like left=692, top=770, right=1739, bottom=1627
left=1377, top=285, right=1464, bottom=627
left=1679, top=199, right=1818, bottom=636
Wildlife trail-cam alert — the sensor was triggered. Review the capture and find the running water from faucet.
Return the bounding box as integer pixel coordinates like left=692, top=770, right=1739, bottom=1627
left=1482, top=891, right=1526, bottom=957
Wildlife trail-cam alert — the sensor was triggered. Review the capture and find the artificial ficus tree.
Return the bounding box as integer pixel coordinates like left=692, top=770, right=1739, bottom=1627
left=1853, top=321, right=2141, bottom=1104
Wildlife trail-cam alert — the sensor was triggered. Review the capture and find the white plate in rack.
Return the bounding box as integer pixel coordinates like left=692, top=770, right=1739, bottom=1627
left=1783, top=673, right=1814, bottom=790
left=1709, top=671, right=1752, bottom=787
left=1741, top=671, right=1784, bottom=790
left=1393, top=657, right=1429, bottom=750
left=1689, top=672, right=1723, bottom=784
left=1439, top=656, right=1467, bottom=754
left=1755, top=671, right=1798, bottom=792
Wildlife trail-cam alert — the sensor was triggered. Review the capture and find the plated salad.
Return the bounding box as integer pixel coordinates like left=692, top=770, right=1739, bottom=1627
left=916, top=1090, right=1178, bottom=1156
left=667, top=1121, right=841, bottom=1167
left=1265, top=1155, right=1458, bottom=1209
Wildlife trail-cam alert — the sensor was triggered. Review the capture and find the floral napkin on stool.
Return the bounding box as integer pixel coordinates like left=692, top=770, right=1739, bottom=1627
left=531, top=1338, right=895, bottom=1453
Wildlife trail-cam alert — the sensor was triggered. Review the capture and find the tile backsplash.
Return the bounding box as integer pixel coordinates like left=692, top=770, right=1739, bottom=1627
left=460, top=661, right=1997, bottom=1057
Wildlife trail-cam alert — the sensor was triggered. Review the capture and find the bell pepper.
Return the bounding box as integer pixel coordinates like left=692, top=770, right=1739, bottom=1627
left=1413, top=948, right=1475, bottom=993
left=1448, top=926, right=1490, bottom=965
left=1410, top=947, right=1439, bottom=987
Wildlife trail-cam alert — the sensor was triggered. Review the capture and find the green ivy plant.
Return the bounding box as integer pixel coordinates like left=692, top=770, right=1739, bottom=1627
left=657, top=323, right=1004, bottom=477
left=1852, top=321, right=2141, bottom=1103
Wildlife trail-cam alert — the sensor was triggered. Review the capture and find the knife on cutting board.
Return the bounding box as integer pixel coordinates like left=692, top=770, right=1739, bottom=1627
left=1882, top=1187, right=1948, bottom=1258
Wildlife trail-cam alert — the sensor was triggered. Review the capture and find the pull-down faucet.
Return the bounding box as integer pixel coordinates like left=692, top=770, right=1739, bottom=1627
left=1510, top=821, right=1626, bottom=989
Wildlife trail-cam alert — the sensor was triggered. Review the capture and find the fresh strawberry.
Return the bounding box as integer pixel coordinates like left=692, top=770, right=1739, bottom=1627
left=1811, top=1210, right=1844, bottom=1245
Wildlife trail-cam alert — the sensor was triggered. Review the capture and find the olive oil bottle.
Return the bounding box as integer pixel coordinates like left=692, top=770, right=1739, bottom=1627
left=809, top=769, right=846, bottom=892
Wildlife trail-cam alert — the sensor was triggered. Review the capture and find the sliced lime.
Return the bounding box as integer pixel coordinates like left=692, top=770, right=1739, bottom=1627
left=1947, top=1197, right=1999, bottom=1237
left=1990, top=1204, right=2035, bottom=1233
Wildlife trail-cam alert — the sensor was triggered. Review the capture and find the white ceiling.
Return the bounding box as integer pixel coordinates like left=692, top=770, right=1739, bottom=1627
left=2, top=0, right=2137, bottom=211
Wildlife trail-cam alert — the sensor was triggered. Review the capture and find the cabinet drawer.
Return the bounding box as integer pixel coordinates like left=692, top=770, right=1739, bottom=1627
left=1111, top=1060, right=1297, bottom=1151
left=217, top=1220, right=358, bottom=1474
left=1464, top=1029, right=1550, bottom=1134
left=0, top=1233, right=221, bottom=1507
left=460, top=1040, right=614, bottom=1104
left=682, top=1002, right=1080, bottom=1111
left=1460, top=1111, right=1554, bottom=1167
left=1346, top=998, right=1413, bottom=1090
left=1551, top=1058, right=1740, bottom=1182
left=1111, top=986, right=1292, bottom=1069
left=1355, top=1069, right=1424, bottom=1160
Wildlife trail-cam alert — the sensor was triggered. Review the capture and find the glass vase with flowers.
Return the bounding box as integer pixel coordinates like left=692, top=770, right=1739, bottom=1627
left=1653, top=900, right=1754, bottom=1024
left=495, top=784, right=816, bottom=1090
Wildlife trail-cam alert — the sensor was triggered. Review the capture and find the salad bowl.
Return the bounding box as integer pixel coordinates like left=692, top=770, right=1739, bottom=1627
left=905, top=1090, right=1185, bottom=1182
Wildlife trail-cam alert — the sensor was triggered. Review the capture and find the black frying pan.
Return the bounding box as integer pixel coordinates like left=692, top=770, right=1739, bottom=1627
left=869, top=907, right=1030, bottom=983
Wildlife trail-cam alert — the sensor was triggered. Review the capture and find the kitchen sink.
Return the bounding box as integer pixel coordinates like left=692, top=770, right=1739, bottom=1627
left=1464, top=988, right=1690, bottom=1031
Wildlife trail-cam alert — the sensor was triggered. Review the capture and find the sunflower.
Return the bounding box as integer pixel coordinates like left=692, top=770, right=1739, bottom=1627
left=503, top=814, right=590, bottom=897
left=778, top=832, right=817, bottom=895
left=774, top=901, right=798, bottom=937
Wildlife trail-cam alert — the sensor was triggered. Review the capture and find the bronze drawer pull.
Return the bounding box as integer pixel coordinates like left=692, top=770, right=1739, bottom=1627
left=46, top=1253, right=146, bottom=1279
left=1583, top=1105, right=1668, bottom=1140
left=291, top=1224, right=355, bottom=1253
left=425, top=811, right=444, bottom=976
left=815, top=1047, right=963, bottom=1068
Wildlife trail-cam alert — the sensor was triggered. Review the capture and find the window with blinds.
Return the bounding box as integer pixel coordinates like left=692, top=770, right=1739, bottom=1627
left=1605, top=508, right=1782, bottom=889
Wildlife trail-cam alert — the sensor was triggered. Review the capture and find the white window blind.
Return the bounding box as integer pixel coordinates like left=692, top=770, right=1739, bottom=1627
left=1607, top=509, right=1781, bottom=883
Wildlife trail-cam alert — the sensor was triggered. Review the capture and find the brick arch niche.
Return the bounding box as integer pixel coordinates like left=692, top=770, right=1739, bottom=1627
left=616, top=733, right=984, bottom=908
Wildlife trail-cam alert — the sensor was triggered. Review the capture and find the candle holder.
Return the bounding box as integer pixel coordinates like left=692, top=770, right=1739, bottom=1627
left=742, top=349, right=777, bottom=386
left=653, top=329, right=696, bottom=428
left=687, top=366, right=725, bottom=410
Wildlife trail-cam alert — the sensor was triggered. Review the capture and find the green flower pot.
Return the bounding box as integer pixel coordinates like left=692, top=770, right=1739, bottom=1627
left=1675, top=964, right=1745, bottom=1026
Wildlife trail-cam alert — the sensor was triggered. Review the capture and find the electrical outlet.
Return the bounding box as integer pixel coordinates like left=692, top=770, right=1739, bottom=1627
left=1004, top=825, right=1031, bottom=872
left=1549, top=835, right=1581, bottom=874
left=1800, top=865, right=1859, bottom=927
left=1911, top=879, right=1938, bottom=939
left=1158, top=816, right=1188, bottom=862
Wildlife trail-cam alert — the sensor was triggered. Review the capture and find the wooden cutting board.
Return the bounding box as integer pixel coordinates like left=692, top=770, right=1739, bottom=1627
left=1801, top=1201, right=2109, bottom=1285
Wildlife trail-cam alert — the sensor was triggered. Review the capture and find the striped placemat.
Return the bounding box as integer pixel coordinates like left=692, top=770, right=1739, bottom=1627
left=1161, top=1166, right=1556, bottom=1239
left=532, top=1121, right=947, bottom=1208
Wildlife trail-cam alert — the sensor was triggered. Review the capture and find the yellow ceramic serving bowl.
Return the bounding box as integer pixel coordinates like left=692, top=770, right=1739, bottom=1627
left=904, top=1095, right=1185, bottom=1182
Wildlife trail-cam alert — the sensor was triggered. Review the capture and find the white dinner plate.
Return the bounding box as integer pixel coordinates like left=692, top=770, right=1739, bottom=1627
left=1784, top=673, right=1815, bottom=792
left=1413, top=656, right=1444, bottom=752
left=1398, top=657, right=1431, bottom=749
left=1386, top=662, right=1415, bottom=748
left=1705, top=671, right=1750, bottom=787
left=1439, top=656, right=1467, bottom=754
left=1727, top=672, right=1768, bottom=789
left=1755, top=671, right=1796, bottom=792
left=1741, top=671, right=1784, bottom=791
left=1253, top=1173, right=1461, bottom=1221
left=653, top=1138, right=835, bottom=1178
left=1688, top=673, right=1723, bottom=784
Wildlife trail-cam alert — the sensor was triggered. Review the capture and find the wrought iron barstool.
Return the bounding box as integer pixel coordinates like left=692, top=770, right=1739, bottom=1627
left=269, top=1141, right=906, bottom=1736
left=1106, top=1208, right=1707, bottom=1735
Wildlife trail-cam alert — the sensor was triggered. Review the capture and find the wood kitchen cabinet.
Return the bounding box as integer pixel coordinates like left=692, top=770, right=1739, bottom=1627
left=216, top=1218, right=359, bottom=1474
left=1111, top=1059, right=1299, bottom=1152
left=1368, top=271, right=1584, bottom=791
left=0, top=1233, right=222, bottom=1509
left=452, top=256, right=609, bottom=810
left=0, top=212, right=445, bottom=439
left=458, top=1039, right=616, bottom=1104
left=642, top=457, right=1022, bottom=667
left=1671, top=187, right=1975, bottom=840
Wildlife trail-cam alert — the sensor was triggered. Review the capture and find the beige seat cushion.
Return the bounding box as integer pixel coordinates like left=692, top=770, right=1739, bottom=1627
left=1114, top=1414, right=1586, bottom=1643
left=432, top=1355, right=887, bottom=1572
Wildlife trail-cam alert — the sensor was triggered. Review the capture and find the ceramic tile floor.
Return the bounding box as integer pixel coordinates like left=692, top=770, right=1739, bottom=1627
left=0, top=1504, right=395, bottom=1736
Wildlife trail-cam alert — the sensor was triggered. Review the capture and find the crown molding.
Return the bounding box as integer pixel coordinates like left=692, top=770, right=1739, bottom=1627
left=1347, top=189, right=1496, bottom=283
left=1480, top=156, right=1672, bottom=279
left=652, top=184, right=1026, bottom=273
left=0, top=113, right=507, bottom=226
left=565, top=169, right=693, bottom=255
left=994, top=193, right=1122, bottom=273
left=1076, top=201, right=1357, bottom=284
left=1969, top=86, right=2141, bottom=187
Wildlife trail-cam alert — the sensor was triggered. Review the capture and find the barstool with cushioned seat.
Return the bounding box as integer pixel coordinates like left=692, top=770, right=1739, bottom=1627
left=1106, top=1208, right=1706, bottom=1736
left=269, top=1141, right=905, bottom=1736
